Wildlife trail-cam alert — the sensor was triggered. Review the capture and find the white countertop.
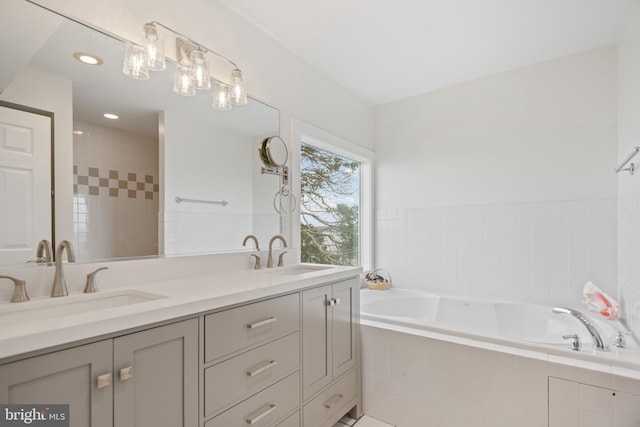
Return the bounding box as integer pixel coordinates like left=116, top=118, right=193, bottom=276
left=0, top=264, right=362, bottom=362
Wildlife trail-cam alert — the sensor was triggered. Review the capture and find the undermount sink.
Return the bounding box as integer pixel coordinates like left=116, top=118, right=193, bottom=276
left=264, top=264, right=335, bottom=275
left=0, top=289, right=165, bottom=327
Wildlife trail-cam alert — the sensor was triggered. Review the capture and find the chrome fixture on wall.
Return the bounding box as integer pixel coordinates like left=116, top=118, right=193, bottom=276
left=259, top=136, right=297, bottom=215
left=122, top=21, right=247, bottom=110
left=614, top=146, right=639, bottom=175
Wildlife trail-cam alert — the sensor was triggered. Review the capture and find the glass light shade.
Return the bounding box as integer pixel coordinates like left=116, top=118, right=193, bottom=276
left=229, top=68, right=248, bottom=105
left=143, top=24, right=165, bottom=71
left=190, top=49, right=211, bottom=90
left=173, top=65, right=196, bottom=96
left=212, top=82, right=232, bottom=111
left=122, top=43, right=149, bottom=80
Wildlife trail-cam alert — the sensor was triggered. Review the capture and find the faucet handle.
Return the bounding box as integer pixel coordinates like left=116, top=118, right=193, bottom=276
left=562, top=334, right=582, bottom=351
left=277, top=251, right=288, bottom=267
left=0, top=275, right=30, bottom=303
left=84, top=267, right=108, bottom=293
left=250, top=254, right=262, bottom=270
left=614, top=331, right=631, bottom=348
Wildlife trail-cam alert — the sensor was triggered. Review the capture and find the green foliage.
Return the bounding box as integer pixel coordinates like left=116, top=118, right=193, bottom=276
left=300, top=144, right=359, bottom=266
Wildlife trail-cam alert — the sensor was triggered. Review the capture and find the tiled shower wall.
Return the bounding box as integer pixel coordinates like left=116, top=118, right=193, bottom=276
left=375, top=198, right=617, bottom=307
left=619, top=190, right=640, bottom=337
left=73, top=120, right=159, bottom=260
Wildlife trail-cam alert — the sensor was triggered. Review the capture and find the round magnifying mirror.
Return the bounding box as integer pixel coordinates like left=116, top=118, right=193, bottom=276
left=260, top=136, right=288, bottom=168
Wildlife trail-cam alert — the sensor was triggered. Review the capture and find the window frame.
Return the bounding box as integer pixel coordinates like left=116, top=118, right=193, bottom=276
left=290, top=119, right=373, bottom=270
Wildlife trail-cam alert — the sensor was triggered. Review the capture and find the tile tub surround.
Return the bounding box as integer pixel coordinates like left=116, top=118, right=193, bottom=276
left=375, top=198, right=617, bottom=308
left=619, top=189, right=640, bottom=338
left=361, top=324, right=640, bottom=427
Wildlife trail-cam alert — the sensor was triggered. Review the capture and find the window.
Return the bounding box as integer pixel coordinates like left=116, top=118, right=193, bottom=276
left=291, top=120, right=373, bottom=269
left=300, top=143, right=361, bottom=266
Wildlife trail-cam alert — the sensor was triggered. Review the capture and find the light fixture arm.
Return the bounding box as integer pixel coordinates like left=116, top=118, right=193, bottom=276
left=145, top=21, right=240, bottom=69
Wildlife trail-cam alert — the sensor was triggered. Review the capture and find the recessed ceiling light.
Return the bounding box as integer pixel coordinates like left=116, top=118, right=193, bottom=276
left=103, top=113, right=119, bottom=120
left=73, top=130, right=84, bottom=135
left=73, top=52, right=103, bottom=65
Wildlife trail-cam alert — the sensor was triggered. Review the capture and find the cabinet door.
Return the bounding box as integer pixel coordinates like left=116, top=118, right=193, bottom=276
left=331, top=278, right=357, bottom=379
left=302, top=284, right=332, bottom=400
left=0, top=340, right=113, bottom=427
left=113, top=318, right=198, bottom=427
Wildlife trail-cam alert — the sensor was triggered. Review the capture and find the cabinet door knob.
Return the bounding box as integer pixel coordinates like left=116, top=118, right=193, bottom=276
left=323, top=393, right=343, bottom=409
left=245, top=403, right=277, bottom=425
left=96, top=373, right=112, bottom=389
left=246, top=360, right=277, bottom=377
left=120, top=366, right=134, bottom=381
left=333, top=298, right=341, bottom=305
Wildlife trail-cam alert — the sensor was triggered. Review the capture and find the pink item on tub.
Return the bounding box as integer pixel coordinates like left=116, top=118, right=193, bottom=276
left=583, top=281, right=620, bottom=319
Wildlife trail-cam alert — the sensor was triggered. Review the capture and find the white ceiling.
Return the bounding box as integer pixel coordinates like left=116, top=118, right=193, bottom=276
left=217, top=0, right=629, bottom=106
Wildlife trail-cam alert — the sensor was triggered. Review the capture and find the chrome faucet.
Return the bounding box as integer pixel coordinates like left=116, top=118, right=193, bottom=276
left=552, top=307, right=609, bottom=351
left=267, top=235, right=287, bottom=268
left=36, top=240, right=53, bottom=264
left=51, top=240, right=76, bottom=297
left=243, top=235, right=261, bottom=269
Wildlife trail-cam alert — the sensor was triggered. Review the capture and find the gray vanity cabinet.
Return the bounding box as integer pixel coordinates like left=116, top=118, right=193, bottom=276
left=302, top=277, right=358, bottom=425
left=113, top=318, right=198, bottom=427
left=0, top=340, right=113, bottom=427
left=0, top=318, right=198, bottom=427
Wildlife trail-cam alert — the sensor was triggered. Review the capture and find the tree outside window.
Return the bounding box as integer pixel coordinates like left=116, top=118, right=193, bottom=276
left=300, top=143, right=360, bottom=266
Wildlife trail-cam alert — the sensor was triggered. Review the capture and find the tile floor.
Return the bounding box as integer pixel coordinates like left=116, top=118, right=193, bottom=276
left=333, top=415, right=394, bottom=427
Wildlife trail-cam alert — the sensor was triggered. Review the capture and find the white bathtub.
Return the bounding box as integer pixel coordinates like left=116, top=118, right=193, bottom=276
left=360, top=288, right=637, bottom=355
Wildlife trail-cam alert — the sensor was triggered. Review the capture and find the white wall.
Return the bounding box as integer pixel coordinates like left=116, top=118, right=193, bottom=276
left=618, top=1, right=640, bottom=337
left=375, top=46, right=619, bottom=307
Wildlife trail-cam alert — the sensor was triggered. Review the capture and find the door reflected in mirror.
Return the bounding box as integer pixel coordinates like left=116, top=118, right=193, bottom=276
left=0, top=0, right=281, bottom=266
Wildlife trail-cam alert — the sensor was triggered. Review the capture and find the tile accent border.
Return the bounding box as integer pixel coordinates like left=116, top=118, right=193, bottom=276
left=73, top=165, right=159, bottom=200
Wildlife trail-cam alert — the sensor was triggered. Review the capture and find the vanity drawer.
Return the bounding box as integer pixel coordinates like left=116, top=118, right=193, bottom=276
left=204, top=332, right=300, bottom=417
left=205, top=372, right=300, bottom=427
left=205, top=293, right=300, bottom=362
left=303, top=370, right=357, bottom=427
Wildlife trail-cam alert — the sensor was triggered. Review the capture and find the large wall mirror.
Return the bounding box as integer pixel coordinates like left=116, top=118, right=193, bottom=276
left=0, top=0, right=281, bottom=266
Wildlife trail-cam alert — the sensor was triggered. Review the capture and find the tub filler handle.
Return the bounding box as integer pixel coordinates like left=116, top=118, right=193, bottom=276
left=562, top=334, right=582, bottom=351
left=552, top=307, right=609, bottom=351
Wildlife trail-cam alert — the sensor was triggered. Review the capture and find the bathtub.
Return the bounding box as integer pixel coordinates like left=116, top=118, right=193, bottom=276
left=359, top=289, right=640, bottom=426
left=360, top=288, right=639, bottom=363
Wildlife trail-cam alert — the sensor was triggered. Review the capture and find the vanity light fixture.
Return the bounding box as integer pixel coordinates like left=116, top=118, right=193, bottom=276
left=73, top=52, right=103, bottom=66
left=122, top=21, right=248, bottom=110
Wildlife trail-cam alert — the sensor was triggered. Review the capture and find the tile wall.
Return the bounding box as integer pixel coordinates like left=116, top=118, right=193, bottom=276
left=618, top=189, right=640, bottom=337
left=375, top=198, right=617, bottom=308
left=361, top=325, right=640, bottom=427
left=73, top=121, right=159, bottom=260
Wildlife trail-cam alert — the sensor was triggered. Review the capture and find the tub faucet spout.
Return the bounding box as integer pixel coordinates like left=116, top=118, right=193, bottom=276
left=552, top=307, right=609, bottom=351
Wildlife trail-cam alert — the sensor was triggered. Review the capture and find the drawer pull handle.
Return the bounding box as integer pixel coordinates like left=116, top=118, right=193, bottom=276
left=246, top=403, right=277, bottom=424
left=323, top=393, right=343, bottom=409
left=247, top=317, right=277, bottom=329
left=96, top=373, right=112, bottom=390
left=120, top=366, right=134, bottom=381
left=247, top=360, right=278, bottom=377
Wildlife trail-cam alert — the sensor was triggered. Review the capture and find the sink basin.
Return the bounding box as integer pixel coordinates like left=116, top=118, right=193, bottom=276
left=265, top=264, right=335, bottom=275
left=0, top=290, right=165, bottom=327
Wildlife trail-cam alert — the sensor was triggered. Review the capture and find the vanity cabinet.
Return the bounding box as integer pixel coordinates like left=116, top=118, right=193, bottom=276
left=0, top=318, right=198, bottom=427
left=302, top=277, right=358, bottom=426
left=203, top=293, right=301, bottom=426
